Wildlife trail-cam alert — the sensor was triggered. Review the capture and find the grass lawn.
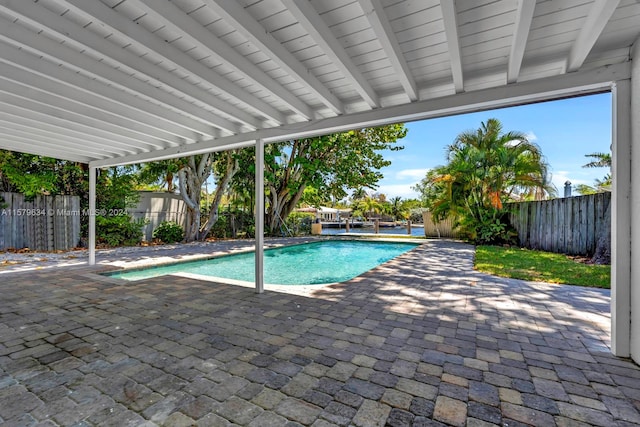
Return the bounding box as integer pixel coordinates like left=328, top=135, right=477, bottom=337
left=475, top=245, right=610, bottom=288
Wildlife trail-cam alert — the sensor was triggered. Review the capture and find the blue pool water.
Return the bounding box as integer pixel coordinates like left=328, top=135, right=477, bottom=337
left=107, top=240, right=419, bottom=285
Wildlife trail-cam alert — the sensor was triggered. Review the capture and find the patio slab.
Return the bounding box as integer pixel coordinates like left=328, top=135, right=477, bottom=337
left=0, top=239, right=638, bottom=426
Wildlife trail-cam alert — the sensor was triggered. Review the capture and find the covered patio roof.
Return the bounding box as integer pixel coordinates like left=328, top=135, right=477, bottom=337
left=0, top=0, right=637, bottom=166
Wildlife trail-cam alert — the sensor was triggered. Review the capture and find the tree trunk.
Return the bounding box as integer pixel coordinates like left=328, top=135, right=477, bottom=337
left=177, top=154, right=210, bottom=242
left=199, top=151, right=239, bottom=240
left=265, top=183, right=306, bottom=235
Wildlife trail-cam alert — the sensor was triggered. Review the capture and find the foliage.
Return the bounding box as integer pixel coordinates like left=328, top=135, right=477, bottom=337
left=0, top=150, right=145, bottom=247
left=576, top=152, right=612, bottom=195
left=283, top=211, right=315, bottom=236
left=357, top=195, right=383, bottom=220
left=152, top=221, right=184, bottom=243
left=96, top=215, right=146, bottom=247
left=138, top=151, right=240, bottom=242
left=575, top=184, right=598, bottom=195
left=94, top=167, right=145, bottom=247
left=457, top=209, right=518, bottom=245
left=583, top=152, right=611, bottom=169
left=409, top=207, right=428, bottom=223
left=209, top=210, right=254, bottom=239
left=231, top=124, right=406, bottom=235
left=475, top=245, right=610, bottom=288
left=298, top=186, right=328, bottom=208
left=415, top=119, right=552, bottom=244
left=0, top=150, right=86, bottom=198
left=137, top=160, right=180, bottom=192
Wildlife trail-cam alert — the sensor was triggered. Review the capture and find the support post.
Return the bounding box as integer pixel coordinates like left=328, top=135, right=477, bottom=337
left=407, top=220, right=412, bottom=235
left=88, top=166, right=96, bottom=266
left=345, top=218, right=350, bottom=233
left=255, top=139, right=265, bottom=294
left=611, top=79, right=632, bottom=357
left=629, top=39, right=640, bottom=363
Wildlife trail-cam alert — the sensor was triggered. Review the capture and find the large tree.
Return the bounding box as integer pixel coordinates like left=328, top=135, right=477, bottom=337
left=227, top=125, right=406, bottom=234
left=137, top=151, right=240, bottom=242
left=417, top=118, right=552, bottom=243
left=258, top=125, right=406, bottom=234
left=178, top=151, right=239, bottom=242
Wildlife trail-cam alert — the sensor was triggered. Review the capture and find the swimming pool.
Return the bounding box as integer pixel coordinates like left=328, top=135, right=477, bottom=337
left=106, top=240, right=419, bottom=285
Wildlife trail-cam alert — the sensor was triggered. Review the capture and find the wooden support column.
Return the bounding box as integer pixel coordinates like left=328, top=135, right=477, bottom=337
left=611, top=79, right=632, bottom=357
left=88, top=166, right=96, bottom=266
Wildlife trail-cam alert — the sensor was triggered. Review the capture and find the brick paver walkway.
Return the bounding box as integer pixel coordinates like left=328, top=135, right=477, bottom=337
left=1, top=239, right=639, bottom=426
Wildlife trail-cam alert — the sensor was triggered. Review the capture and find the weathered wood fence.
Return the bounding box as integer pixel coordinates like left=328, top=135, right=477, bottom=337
left=0, top=192, right=81, bottom=251
left=422, top=211, right=460, bottom=238
left=508, top=192, right=610, bottom=256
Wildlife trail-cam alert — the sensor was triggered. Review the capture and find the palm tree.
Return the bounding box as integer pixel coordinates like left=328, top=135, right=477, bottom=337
left=360, top=196, right=382, bottom=220
left=389, top=196, right=407, bottom=221
left=423, top=118, right=551, bottom=243
left=583, top=152, right=611, bottom=169
left=579, top=152, right=611, bottom=192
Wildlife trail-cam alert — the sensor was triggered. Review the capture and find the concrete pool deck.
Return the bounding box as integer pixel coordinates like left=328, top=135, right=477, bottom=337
left=1, top=239, right=639, bottom=426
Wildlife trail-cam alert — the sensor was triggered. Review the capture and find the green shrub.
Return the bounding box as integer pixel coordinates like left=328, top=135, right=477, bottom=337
left=96, top=215, right=146, bottom=247
left=456, top=209, right=518, bottom=245
left=209, top=210, right=254, bottom=239
left=153, top=221, right=184, bottom=243
left=284, top=211, right=315, bottom=235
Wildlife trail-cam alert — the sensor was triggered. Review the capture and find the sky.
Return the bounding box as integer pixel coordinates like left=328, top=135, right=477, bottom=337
left=375, top=92, right=612, bottom=200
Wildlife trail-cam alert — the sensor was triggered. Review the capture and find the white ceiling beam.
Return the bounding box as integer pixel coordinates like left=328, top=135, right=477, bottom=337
left=127, top=0, right=313, bottom=121
left=440, top=0, right=464, bottom=93
left=60, top=0, right=285, bottom=125
left=507, top=0, right=536, bottom=84
left=0, top=105, right=153, bottom=154
left=0, top=131, right=102, bottom=158
left=0, top=125, right=128, bottom=157
left=282, top=0, right=379, bottom=108
left=0, top=138, right=94, bottom=163
left=92, top=140, right=257, bottom=168
left=0, top=43, right=218, bottom=138
left=0, top=78, right=184, bottom=145
left=204, top=0, right=344, bottom=115
left=359, top=0, right=418, bottom=101
left=92, top=62, right=629, bottom=168
left=0, top=119, right=131, bottom=157
left=0, top=19, right=239, bottom=134
left=0, top=1, right=261, bottom=129
left=0, top=93, right=169, bottom=150
left=567, top=0, right=621, bottom=72
left=0, top=61, right=200, bottom=142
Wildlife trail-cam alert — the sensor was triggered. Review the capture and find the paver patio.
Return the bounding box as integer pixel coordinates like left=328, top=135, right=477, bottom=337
left=1, top=239, right=639, bottom=426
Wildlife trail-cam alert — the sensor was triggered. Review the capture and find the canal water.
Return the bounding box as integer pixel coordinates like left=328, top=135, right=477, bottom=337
left=321, top=225, right=425, bottom=237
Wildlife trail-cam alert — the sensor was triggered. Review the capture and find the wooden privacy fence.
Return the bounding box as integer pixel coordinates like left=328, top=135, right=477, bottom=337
left=508, top=192, right=611, bottom=256
left=422, top=211, right=460, bottom=238
left=0, top=192, right=81, bottom=251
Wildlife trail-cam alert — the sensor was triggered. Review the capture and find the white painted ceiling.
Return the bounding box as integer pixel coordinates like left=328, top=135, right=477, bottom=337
left=0, top=0, right=638, bottom=166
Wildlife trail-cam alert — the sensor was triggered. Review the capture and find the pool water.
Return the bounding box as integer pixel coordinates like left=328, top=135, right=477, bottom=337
left=107, top=240, right=419, bottom=285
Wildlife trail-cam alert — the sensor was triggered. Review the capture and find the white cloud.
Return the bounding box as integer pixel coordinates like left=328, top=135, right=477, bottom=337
left=525, top=131, right=538, bottom=142
left=395, top=168, right=429, bottom=181
left=551, top=170, right=591, bottom=194
left=377, top=183, right=421, bottom=199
